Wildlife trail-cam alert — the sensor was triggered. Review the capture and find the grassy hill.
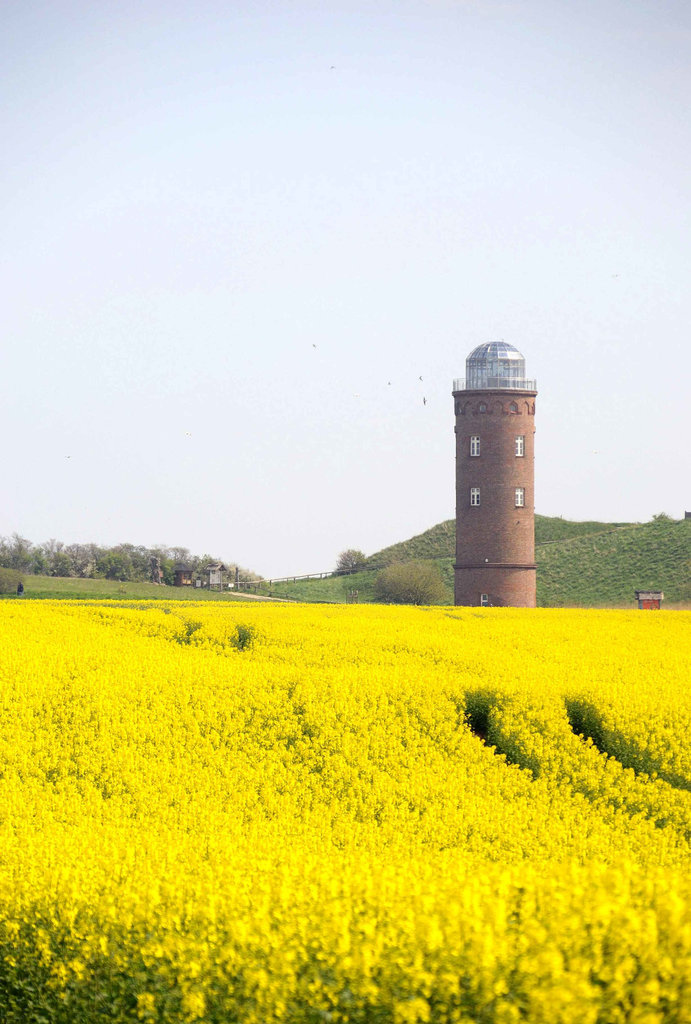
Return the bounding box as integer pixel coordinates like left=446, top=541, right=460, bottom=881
left=362, top=520, right=456, bottom=569
left=361, top=514, right=635, bottom=568
left=270, top=515, right=690, bottom=608
left=536, top=517, right=690, bottom=607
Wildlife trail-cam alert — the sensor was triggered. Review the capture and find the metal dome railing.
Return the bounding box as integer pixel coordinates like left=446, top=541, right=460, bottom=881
left=453, top=377, right=537, bottom=391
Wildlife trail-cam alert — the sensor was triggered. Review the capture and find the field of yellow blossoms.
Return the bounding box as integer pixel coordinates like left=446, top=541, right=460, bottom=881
left=0, top=600, right=690, bottom=1023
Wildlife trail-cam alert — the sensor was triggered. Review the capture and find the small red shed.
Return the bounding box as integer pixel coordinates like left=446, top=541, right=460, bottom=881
left=635, top=590, right=664, bottom=610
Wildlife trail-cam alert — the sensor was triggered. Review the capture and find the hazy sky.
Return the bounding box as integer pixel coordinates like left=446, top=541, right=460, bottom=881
left=3, top=0, right=689, bottom=577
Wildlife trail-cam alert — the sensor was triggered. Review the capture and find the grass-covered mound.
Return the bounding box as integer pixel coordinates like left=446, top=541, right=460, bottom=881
left=272, top=515, right=690, bottom=607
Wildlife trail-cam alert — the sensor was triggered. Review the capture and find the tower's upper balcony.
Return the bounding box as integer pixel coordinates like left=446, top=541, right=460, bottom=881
left=454, top=341, right=536, bottom=392
left=453, top=376, right=537, bottom=391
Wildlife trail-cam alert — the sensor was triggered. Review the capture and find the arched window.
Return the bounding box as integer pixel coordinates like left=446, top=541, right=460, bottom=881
left=478, top=402, right=487, bottom=413
left=510, top=402, right=518, bottom=413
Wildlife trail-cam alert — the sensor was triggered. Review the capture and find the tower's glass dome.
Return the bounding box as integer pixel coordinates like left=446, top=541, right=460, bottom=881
left=465, top=342, right=531, bottom=390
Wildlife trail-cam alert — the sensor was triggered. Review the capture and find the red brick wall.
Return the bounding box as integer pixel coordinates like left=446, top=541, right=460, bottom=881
left=453, top=388, right=537, bottom=607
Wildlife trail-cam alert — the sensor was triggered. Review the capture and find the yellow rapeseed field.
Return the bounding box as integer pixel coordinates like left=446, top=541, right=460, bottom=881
left=0, top=600, right=690, bottom=1023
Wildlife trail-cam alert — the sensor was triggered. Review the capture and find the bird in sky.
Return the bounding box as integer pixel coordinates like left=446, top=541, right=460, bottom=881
left=419, top=376, right=423, bottom=381
left=312, top=343, right=317, bottom=348
left=423, top=397, right=427, bottom=405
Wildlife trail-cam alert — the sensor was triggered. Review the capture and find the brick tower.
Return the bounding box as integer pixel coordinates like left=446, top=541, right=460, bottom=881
left=452, top=342, right=537, bottom=607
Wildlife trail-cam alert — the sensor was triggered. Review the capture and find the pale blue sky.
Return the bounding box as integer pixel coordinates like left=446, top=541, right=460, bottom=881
left=2, top=0, right=689, bottom=577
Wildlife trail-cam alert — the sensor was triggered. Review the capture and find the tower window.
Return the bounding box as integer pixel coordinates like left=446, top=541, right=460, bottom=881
left=510, top=402, right=518, bottom=413
left=470, top=487, right=481, bottom=506
left=515, top=435, right=525, bottom=457
left=478, top=402, right=487, bottom=413
left=470, top=436, right=480, bottom=457
left=515, top=487, right=525, bottom=507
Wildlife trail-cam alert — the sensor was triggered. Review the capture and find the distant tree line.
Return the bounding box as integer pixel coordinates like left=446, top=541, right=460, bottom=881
left=0, top=533, right=257, bottom=585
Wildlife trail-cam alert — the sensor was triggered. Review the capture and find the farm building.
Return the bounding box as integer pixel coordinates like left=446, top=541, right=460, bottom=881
left=203, top=562, right=227, bottom=589
left=173, top=563, right=194, bottom=587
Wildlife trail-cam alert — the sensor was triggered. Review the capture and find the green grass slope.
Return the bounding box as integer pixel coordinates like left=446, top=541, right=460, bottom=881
left=362, top=514, right=635, bottom=568
left=269, top=570, right=380, bottom=604
left=362, top=521, right=455, bottom=568
left=274, top=516, right=689, bottom=608
left=536, top=518, right=690, bottom=607
left=534, top=514, right=633, bottom=544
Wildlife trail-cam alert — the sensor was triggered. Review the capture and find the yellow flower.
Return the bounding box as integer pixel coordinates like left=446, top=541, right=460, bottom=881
left=0, top=601, right=688, bottom=1021
left=136, top=992, right=156, bottom=1018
